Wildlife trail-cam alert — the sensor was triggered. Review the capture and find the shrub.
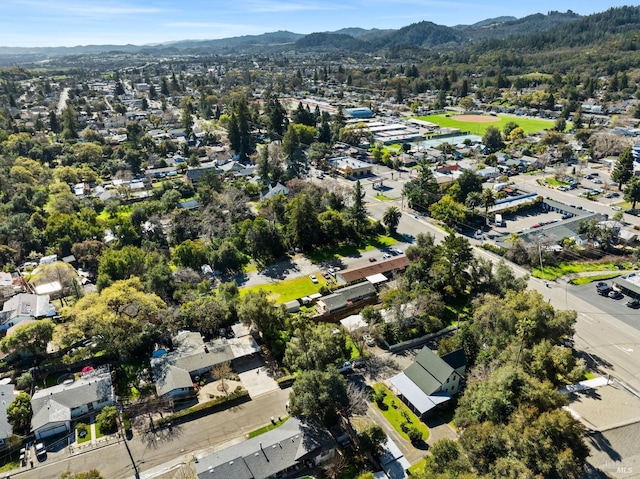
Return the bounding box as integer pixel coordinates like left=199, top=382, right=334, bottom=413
left=76, top=422, right=89, bottom=437
left=372, top=389, right=385, bottom=406
left=407, top=426, right=423, bottom=443
left=15, top=372, right=33, bottom=391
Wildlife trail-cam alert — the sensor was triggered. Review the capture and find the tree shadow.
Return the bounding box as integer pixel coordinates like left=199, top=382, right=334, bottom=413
left=586, top=431, right=622, bottom=462
left=411, top=438, right=429, bottom=450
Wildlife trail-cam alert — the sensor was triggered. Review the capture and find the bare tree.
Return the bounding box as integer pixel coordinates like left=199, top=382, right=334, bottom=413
left=325, top=453, right=348, bottom=479
left=173, top=465, right=197, bottom=479
left=213, top=361, right=232, bottom=396
left=346, top=382, right=369, bottom=418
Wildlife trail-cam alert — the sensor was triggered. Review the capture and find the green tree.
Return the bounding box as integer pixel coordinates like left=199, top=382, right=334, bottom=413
left=7, top=391, right=32, bottom=433
left=429, top=195, right=467, bottom=226
left=358, top=424, right=387, bottom=456
left=482, top=126, right=504, bottom=153
left=0, top=319, right=55, bottom=356
left=286, top=194, right=321, bottom=250
left=458, top=96, right=475, bottom=111
left=64, top=278, right=166, bottom=359
left=382, top=206, right=401, bottom=234
left=289, top=368, right=349, bottom=428
left=402, top=160, right=440, bottom=212
left=454, top=170, right=483, bottom=203
left=284, top=322, right=350, bottom=372
left=624, top=175, right=640, bottom=208
left=179, top=295, right=232, bottom=334
left=181, top=98, right=194, bottom=136
left=96, top=406, right=118, bottom=435
left=237, top=291, right=286, bottom=354
left=481, top=188, right=496, bottom=225
left=348, top=180, right=368, bottom=234
left=61, top=106, right=79, bottom=140
left=611, top=146, right=634, bottom=190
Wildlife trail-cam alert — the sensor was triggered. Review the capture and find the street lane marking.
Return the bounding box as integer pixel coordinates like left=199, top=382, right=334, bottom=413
left=580, top=313, right=595, bottom=324
left=613, top=345, right=634, bottom=354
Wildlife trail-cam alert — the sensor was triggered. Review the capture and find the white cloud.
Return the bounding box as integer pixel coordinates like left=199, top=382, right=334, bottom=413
left=9, top=0, right=164, bottom=17
left=242, top=0, right=350, bottom=13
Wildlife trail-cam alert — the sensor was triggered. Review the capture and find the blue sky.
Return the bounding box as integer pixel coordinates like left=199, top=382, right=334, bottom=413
left=0, top=0, right=633, bottom=48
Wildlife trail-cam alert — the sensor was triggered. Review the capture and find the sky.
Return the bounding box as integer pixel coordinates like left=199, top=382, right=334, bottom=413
left=0, top=0, right=635, bottom=48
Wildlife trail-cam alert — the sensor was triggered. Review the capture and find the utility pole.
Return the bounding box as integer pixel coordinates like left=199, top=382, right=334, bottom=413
left=117, top=402, right=140, bottom=479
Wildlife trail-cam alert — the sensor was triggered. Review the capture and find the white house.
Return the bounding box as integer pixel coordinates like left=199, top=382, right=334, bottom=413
left=30, top=367, right=114, bottom=439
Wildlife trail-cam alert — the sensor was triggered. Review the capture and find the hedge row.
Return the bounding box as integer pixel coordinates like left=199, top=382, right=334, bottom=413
left=276, top=375, right=296, bottom=388
left=157, top=388, right=250, bottom=426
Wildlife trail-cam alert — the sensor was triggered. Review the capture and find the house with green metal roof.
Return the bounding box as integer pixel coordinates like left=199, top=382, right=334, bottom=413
left=389, top=347, right=466, bottom=418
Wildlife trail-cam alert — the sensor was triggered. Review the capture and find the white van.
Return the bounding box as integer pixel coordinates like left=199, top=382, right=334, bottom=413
left=495, top=214, right=505, bottom=227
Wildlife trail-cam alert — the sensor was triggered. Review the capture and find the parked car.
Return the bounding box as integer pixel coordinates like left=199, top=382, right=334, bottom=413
left=363, top=333, right=375, bottom=347
left=322, top=272, right=331, bottom=279
left=309, top=274, right=318, bottom=283
left=473, top=230, right=484, bottom=240
left=626, top=298, right=640, bottom=309
left=369, top=257, right=377, bottom=262
left=608, top=290, right=624, bottom=300
left=337, top=361, right=353, bottom=374
left=35, top=442, right=46, bottom=459
left=382, top=253, right=391, bottom=259
left=596, top=282, right=612, bottom=296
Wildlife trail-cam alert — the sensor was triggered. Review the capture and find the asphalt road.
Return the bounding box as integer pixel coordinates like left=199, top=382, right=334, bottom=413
left=17, top=389, right=290, bottom=479
left=359, top=176, right=640, bottom=392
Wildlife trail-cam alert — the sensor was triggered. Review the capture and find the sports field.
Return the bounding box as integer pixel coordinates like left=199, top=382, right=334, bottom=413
left=414, top=113, right=558, bottom=135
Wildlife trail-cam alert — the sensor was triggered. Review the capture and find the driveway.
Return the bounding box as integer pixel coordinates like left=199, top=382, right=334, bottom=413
left=234, top=355, right=280, bottom=398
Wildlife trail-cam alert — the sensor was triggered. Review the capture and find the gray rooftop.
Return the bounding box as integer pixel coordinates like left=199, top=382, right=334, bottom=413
left=0, top=384, right=15, bottom=441
left=196, top=417, right=335, bottom=479
left=31, top=370, right=113, bottom=432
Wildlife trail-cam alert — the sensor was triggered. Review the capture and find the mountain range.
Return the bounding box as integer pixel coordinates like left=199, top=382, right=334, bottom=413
left=0, top=6, right=637, bottom=60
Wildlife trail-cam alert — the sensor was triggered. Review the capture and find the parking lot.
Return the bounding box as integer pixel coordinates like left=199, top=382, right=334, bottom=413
left=481, top=204, right=565, bottom=242
left=570, top=282, right=640, bottom=333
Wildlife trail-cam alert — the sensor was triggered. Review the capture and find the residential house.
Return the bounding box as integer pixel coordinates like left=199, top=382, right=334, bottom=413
left=195, top=417, right=336, bottom=479
left=316, top=282, right=376, bottom=315
left=185, top=165, right=218, bottom=185
left=0, top=384, right=16, bottom=449
left=151, top=330, right=260, bottom=399
left=336, top=256, right=410, bottom=286
left=389, top=347, right=466, bottom=418
left=261, top=182, right=289, bottom=201
left=31, top=367, right=114, bottom=439
left=0, top=293, right=56, bottom=332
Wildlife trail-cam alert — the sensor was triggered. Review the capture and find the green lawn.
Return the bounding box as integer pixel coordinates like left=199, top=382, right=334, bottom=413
left=414, top=113, right=558, bottom=135
left=306, top=235, right=398, bottom=263
left=247, top=416, right=289, bottom=438
left=0, top=461, right=19, bottom=473
left=533, top=262, right=633, bottom=280
left=408, top=458, right=428, bottom=476
left=77, top=426, right=92, bottom=444
left=239, top=274, right=330, bottom=303
left=96, top=205, right=133, bottom=224
left=569, top=272, right=625, bottom=285
left=115, top=361, right=145, bottom=399
left=372, top=383, right=429, bottom=442
left=374, top=193, right=399, bottom=201
left=544, top=177, right=568, bottom=187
